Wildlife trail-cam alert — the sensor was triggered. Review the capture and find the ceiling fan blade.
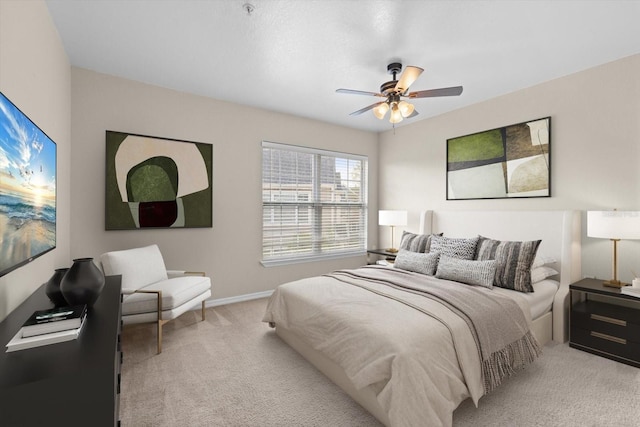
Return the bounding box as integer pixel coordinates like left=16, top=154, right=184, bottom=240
left=394, top=66, right=424, bottom=94
left=408, top=86, right=463, bottom=98
left=349, top=102, right=385, bottom=116
left=336, top=88, right=384, bottom=97
left=408, top=109, right=419, bottom=118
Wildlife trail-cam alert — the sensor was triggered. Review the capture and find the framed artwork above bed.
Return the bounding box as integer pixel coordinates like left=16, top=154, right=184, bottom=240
left=446, top=117, right=551, bottom=200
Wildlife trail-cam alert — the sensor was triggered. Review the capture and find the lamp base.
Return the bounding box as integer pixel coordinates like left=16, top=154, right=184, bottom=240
left=386, top=248, right=398, bottom=253
left=603, top=279, right=626, bottom=288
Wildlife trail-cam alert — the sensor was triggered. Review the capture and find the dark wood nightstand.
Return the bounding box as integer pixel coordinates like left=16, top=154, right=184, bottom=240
left=366, top=249, right=398, bottom=265
left=569, top=278, right=640, bottom=368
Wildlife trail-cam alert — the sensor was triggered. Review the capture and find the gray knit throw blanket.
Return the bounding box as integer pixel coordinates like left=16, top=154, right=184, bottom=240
left=325, top=266, right=542, bottom=394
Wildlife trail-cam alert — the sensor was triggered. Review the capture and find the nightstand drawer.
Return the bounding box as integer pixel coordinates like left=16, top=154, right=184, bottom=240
left=572, top=328, right=640, bottom=362
left=571, top=300, right=640, bottom=342
left=572, top=312, right=640, bottom=343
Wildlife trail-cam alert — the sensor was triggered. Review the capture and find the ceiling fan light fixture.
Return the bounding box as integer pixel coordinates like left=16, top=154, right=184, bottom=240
left=398, top=100, right=415, bottom=118
left=336, top=62, right=463, bottom=127
left=389, top=103, right=403, bottom=124
left=373, top=102, right=389, bottom=120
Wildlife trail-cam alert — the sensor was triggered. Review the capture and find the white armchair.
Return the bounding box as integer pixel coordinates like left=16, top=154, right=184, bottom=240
left=100, top=244, right=212, bottom=354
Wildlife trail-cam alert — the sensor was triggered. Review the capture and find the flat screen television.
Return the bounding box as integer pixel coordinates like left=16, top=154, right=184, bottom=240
left=0, top=91, right=56, bottom=277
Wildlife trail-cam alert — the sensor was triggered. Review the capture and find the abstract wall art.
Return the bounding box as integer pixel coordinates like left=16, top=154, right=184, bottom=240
left=446, top=117, right=551, bottom=200
left=105, top=131, right=212, bottom=229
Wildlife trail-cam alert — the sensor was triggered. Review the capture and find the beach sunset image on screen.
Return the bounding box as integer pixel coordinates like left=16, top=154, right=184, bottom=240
left=0, top=92, right=56, bottom=276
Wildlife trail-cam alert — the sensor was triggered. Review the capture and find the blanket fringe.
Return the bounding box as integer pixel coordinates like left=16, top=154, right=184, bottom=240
left=482, top=331, right=542, bottom=394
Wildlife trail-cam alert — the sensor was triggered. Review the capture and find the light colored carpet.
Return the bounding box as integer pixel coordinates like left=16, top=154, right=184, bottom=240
left=120, top=298, right=640, bottom=426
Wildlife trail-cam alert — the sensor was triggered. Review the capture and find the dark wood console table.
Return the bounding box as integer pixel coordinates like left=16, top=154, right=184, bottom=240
left=0, top=275, right=122, bottom=426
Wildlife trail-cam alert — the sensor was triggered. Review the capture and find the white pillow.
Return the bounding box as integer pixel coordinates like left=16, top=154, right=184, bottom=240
left=532, top=255, right=557, bottom=269
left=531, top=266, right=559, bottom=284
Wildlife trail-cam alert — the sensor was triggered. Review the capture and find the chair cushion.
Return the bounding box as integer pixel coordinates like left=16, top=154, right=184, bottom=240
left=100, top=244, right=168, bottom=292
left=122, top=275, right=211, bottom=316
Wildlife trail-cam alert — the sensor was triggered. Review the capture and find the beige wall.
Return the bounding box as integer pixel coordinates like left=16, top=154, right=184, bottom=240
left=378, top=54, right=640, bottom=283
left=0, top=0, right=71, bottom=321
left=70, top=68, right=378, bottom=302
left=2, top=1, right=638, bottom=321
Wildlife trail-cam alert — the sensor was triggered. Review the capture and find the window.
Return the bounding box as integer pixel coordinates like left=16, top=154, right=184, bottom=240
left=262, top=141, right=368, bottom=265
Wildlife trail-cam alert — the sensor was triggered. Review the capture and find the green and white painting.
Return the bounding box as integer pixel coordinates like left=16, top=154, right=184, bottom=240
left=446, top=117, right=550, bottom=200
left=105, top=131, right=212, bottom=229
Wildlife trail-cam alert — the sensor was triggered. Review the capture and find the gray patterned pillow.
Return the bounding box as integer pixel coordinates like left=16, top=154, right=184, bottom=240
left=399, top=231, right=441, bottom=253
left=475, top=237, right=541, bottom=292
left=435, top=255, right=496, bottom=288
left=430, top=235, right=479, bottom=260
left=394, top=250, right=440, bottom=276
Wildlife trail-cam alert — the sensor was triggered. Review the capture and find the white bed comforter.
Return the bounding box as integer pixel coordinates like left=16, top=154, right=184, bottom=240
left=263, top=267, right=535, bottom=427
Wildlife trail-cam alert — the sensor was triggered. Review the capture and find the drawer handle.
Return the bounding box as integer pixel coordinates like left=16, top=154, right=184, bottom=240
left=590, top=313, right=626, bottom=327
left=591, top=331, right=627, bottom=345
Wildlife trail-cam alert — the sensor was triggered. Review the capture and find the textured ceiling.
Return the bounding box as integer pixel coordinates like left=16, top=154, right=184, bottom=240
left=46, top=0, right=640, bottom=133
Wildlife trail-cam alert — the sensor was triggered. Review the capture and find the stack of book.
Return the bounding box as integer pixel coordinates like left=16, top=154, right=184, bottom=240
left=5, top=305, right=87, bottom=352
left=621, top=286, right=640, bottom=298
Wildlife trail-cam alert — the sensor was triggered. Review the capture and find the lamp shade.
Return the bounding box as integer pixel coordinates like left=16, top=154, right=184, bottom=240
left=587, top=211, right=640, bottom=239
left=389, top=103, right=403, bottom=124
left=373, top=102, right=389, bottom=120
left=398, top=100, right=415, bottom=117
left=378, top=210, right=408, bottom=227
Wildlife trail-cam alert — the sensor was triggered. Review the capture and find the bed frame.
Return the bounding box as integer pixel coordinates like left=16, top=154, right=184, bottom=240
left=275, top=210, right=581, bottom=427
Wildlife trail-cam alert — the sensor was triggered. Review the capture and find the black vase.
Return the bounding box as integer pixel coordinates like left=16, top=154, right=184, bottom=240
left=45, top=268, right=69, bottom=306
left=60, top=258, right=105, bottom=306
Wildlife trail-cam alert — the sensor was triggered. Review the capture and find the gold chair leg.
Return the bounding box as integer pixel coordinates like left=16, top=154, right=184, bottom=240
left=130, top=289, right=166, bottom=354
left=157, top=319, right=162, bottom=354
left=201, top=301, right=206, bottom=321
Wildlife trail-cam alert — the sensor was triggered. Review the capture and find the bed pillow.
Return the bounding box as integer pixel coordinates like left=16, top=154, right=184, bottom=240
left=430, top=235, right=479, bottom=260
left=531, top=255, right=557, bottom=269
left=394, top=250, right=440, bottom=276
left=531, top=265, right=559, bottom=284
left=399, top=231, right=441, bottom=253
left=475, top=237, right=541, bottom=292
left=435, top=255, right=496, bottom=288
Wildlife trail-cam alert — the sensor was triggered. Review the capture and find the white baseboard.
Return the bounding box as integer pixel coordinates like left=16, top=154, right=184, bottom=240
left=204, top=290, right=274, bottom=308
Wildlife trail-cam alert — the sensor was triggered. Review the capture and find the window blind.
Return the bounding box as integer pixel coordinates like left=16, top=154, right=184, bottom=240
left=262, top=141, right=368, bottom=265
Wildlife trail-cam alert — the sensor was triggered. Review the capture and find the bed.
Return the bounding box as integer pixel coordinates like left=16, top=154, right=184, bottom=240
left=263, top=210, right=581, bottom=427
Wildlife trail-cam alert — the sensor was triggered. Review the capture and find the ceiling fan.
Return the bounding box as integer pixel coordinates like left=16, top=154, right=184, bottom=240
left=336, top=62, right=463, bottom=124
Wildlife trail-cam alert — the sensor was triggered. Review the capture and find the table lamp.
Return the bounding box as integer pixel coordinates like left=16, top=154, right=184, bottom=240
left=378, top=210, right=407, bottom=253
left=587, top=210, right=640, bottom=287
